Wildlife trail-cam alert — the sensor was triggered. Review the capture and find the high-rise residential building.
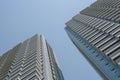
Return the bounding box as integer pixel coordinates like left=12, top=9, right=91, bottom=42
left=0, top=34, right=64, bottom=80
left=65, top=0, right=120, bottom=80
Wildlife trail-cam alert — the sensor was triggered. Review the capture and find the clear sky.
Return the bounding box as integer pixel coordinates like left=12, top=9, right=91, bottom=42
left=0, top=0, right=102, bottom=80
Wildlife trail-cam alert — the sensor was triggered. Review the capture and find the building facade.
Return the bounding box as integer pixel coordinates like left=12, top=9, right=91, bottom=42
left=65, top=0, right=120, bottom=80
left=0, top=34, right=64, bottom=80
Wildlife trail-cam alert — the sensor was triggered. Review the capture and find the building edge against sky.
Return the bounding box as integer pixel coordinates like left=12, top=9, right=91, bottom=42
left=0, top=34, right=64, bottom=80
left=65, top=0, right=120, bottom=80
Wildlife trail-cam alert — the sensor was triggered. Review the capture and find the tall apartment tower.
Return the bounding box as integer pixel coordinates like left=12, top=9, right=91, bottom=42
left=0, top=34, right=64, bottom=80
left=65, top=0, right=120, bottom=80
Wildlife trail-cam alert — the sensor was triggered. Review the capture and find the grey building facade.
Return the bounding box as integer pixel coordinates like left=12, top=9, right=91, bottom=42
left=0, top=34, right=64, bottom=80
left=65, top=0, right=120, bottom=80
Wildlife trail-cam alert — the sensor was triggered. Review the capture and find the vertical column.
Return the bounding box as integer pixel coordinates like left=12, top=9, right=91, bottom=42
left=41, top=35, right=53, bottom=80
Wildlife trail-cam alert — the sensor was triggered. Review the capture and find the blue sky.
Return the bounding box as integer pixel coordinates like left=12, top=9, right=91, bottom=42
left=0, top=0, right=102, bottom=80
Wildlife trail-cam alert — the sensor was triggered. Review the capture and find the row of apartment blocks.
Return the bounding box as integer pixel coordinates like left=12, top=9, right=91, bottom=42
left=1, top=0, right=120, bottom=80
